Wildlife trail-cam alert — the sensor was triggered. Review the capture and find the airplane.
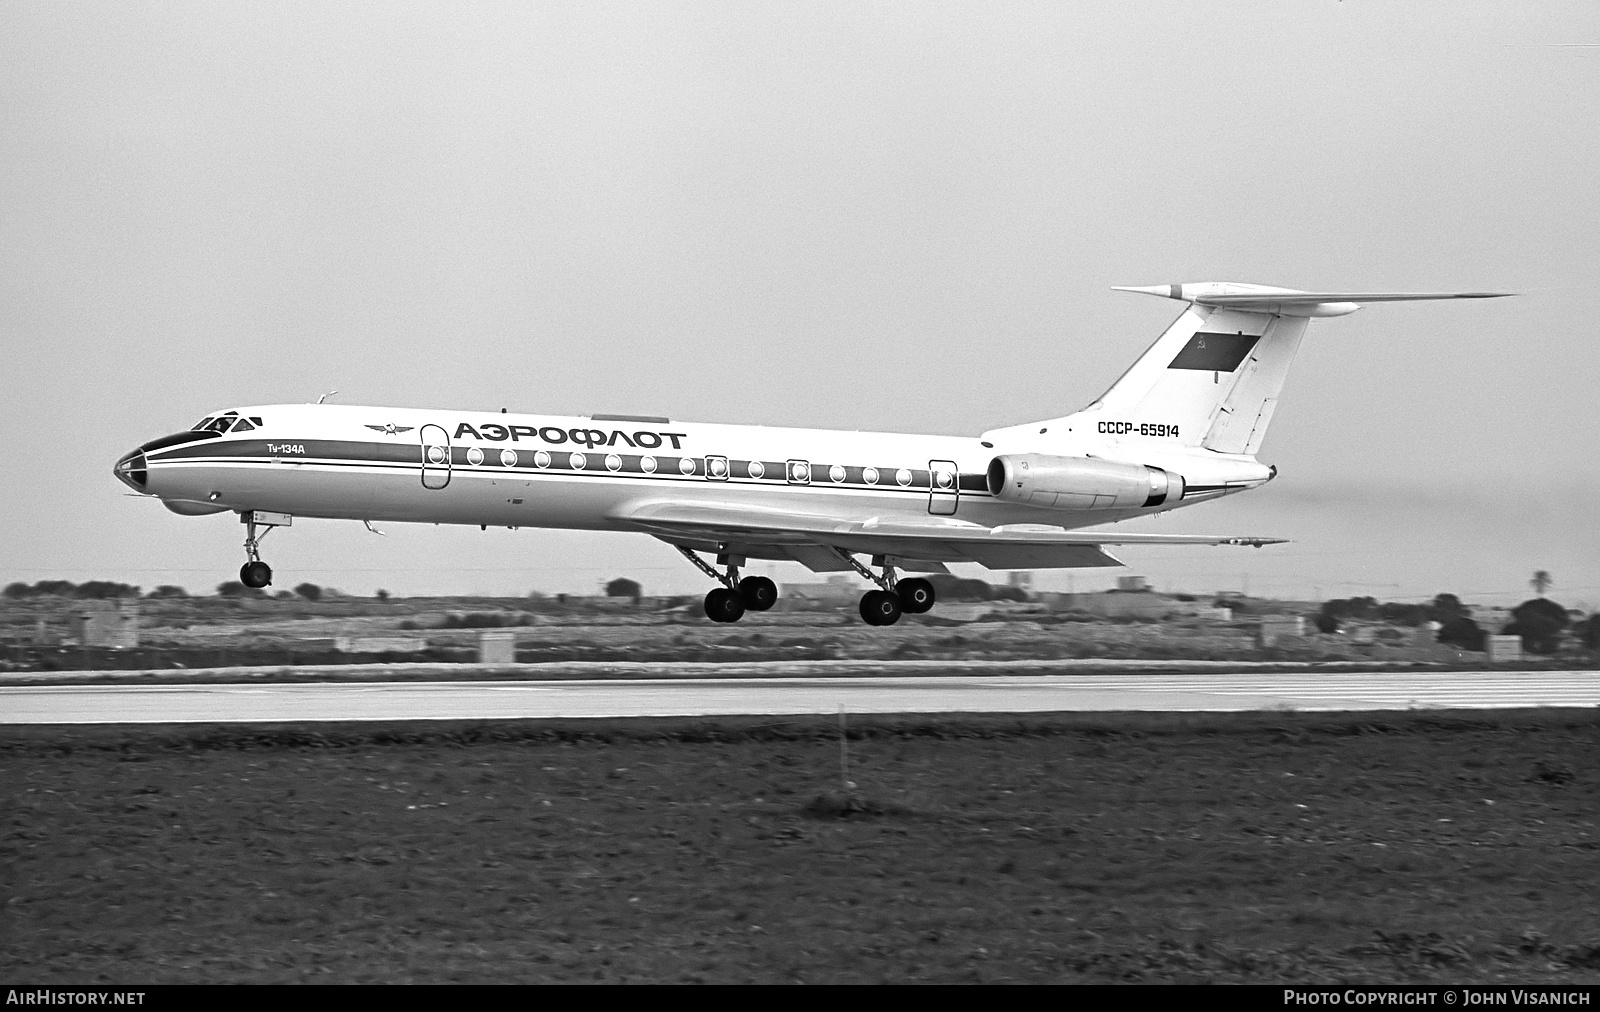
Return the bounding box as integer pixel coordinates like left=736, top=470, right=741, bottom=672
left=113, top=282, right=1509, bottom=626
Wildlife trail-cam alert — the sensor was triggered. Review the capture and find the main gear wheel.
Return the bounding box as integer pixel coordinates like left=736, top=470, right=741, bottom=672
left=704, top=587, right=746, bottom=623
left=897, top=578, right=935, bottom=614
left=738, top=575, right=778, bottom=611
left=859, top=589, right=902, bottom=626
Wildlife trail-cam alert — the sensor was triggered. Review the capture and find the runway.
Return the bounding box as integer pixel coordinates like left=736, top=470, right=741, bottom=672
left=3, top=671, right=1598, bottom=724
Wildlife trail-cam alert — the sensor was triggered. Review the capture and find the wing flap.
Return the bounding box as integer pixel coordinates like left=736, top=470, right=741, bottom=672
left=615, top=501, right=1284, bottom=570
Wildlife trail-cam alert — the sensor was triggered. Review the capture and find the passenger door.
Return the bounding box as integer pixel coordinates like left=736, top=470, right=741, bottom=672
left=420, top=424, right=451, bottom=490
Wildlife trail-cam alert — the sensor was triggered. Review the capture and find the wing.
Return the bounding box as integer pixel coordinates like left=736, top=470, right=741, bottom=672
left=611, top=501, right=1285, bottom=572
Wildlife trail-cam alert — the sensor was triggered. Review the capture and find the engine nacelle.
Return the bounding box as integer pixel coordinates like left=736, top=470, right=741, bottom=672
left=986, top=454, right=1183, bottom=511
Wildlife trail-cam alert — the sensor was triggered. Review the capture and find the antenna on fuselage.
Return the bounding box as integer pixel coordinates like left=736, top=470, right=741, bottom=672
left=316, top=390, right=338, bottom=404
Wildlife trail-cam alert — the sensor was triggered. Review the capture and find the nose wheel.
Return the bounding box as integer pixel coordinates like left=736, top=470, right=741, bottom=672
left=240, top=560, right=273, bottom=589
left=237, top=511, right=291, bottom=590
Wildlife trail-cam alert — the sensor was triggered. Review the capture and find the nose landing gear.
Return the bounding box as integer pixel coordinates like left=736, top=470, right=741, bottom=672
left=677, top=547, right=779, bottom=622
left=238, top=511, right=292, bottom=589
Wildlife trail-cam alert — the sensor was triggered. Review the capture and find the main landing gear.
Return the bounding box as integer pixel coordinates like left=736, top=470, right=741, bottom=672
left=677, top=546, right=937, bottom=627
left=836, top=551, right=936, bottom=626
left=678, top=547, right=778, bottom=623
left=238, top=511, right=291, bottom=589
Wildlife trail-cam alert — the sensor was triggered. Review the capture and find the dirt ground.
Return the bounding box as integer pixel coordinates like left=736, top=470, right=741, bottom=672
left=4, top=712, right=1600, bottom=984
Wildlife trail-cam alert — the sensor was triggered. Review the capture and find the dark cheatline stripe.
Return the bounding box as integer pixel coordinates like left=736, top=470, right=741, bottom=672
left=150, top=439, right=415, bottom=464
left=1168, top=332, right=1259, bottom=372
left=147, top=438, right=993, bottom=496
left=138, top=430, right=222, bottom=454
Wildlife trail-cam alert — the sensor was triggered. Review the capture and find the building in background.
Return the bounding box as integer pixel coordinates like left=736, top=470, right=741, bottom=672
left=68, top=600, right=139, bottom=648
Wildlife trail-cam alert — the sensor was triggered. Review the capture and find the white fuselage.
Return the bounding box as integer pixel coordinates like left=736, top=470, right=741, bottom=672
left=118, top=403, right=1273, bottom=543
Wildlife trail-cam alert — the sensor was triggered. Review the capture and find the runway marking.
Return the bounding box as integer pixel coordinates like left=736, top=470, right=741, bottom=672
left=2, top=672, right=1598, bottom=725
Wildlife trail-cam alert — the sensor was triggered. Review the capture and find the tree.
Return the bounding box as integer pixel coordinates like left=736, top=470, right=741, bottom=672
left=1577, top=614, right=1600, bottom=652
left=1437, top=615, right=1486, bottom=651
left=1376, top=601, right=1429, bottom=626
left=147, top=585, right=188, bottom=599
left=375, top=589, right=390, bottom=601
left=1429, top=593, right=1470, bottom=622
left=3, top=582, right=30, bottom=599
left=75, top=581, right=139, bottom=599
left=1317, top=596, right=1378, bottom=631
left=1530, top=571, right=1552, bottom=596
left=293, top=583, right=323, bottom=602
left=1503, top=597, right=1569, bottom=655
left=216, top=581, right=264, bottom=598
left=605, top=578, right=642, bottom=601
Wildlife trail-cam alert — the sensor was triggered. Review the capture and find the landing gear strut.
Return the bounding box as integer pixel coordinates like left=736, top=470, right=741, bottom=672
left=238, top=511, right=291, bottom=589
left=678, top=547, right=779, bottom=623
left=835, top=551, right=937, bottom=626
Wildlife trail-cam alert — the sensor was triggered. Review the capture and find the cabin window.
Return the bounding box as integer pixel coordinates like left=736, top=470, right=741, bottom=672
left=231, top=418, right=256, bottom=432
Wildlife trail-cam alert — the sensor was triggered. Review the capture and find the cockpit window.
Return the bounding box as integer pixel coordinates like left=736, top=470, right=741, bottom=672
left=190, top=412, right=259, bottom=433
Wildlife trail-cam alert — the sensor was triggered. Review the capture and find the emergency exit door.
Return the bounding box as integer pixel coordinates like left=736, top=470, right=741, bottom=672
left=928, top=459, right=959, bottom=515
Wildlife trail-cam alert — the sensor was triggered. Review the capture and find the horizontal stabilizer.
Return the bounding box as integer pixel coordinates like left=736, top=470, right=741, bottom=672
left=1194, top=291, right=1511, bottom=305
left=1114, top=283, right=1513, bottom=318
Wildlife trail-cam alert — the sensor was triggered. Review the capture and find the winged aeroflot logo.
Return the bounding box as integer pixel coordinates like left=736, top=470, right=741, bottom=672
left=365, top=424, right=415, bottom=436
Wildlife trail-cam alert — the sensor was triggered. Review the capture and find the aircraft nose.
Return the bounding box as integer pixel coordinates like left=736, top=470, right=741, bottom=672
left=113, top=448, right=148, bottom=490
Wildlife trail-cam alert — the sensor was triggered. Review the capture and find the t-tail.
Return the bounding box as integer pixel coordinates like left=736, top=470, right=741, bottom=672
left=988, top=283, right=1512, bottom=458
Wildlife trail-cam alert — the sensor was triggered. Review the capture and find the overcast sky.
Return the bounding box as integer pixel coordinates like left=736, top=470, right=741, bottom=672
left=2, top=2, right=1596, bottom=606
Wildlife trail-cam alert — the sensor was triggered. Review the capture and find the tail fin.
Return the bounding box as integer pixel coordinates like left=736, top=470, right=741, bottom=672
left=1065, top=283, right=1511, bottom=457
left=1080, top=299, right=1302, bottom=454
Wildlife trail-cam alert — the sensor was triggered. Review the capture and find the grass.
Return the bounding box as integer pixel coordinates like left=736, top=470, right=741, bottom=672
left=4, top=711, right=1600, bottom=983
left=12, top=591, right=1551, bottom=671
